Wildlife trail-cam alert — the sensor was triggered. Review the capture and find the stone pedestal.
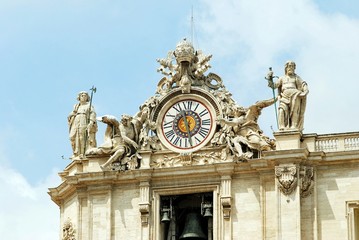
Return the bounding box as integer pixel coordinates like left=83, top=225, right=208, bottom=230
left=274, top=130, right=302, bottom=150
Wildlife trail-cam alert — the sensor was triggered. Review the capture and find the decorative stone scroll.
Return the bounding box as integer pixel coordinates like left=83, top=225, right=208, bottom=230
left=221, top=196, right=232, bottom=219
left=139, top=181, right=151, bottom=225
left=300, top=166, right=314, bottom=198
left=62, top=218, right=76, bottom=240
left=220, top=176, right=232, bottom=219
left=275, top=165, right=298, bottom=195
left=139, top=203, right=150, bottom=226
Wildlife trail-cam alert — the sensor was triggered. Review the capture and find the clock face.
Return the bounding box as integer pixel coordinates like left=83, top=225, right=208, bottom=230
left=158, top=98, right=215, bottom=153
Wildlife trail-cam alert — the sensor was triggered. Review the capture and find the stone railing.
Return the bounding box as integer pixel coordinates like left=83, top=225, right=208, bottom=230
left=312, top=132, right=359, bottom=152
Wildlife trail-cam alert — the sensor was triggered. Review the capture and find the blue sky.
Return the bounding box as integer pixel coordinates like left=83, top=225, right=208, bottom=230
left=1, top=0, right=358, bottom=239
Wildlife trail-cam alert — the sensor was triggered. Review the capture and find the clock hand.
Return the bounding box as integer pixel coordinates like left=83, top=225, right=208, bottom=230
left=181, top=110, right=193, bottom=147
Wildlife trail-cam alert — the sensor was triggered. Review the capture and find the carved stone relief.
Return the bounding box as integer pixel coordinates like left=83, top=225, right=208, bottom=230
left=300, top=166, right=314, bottom=198
left=150, top=150, right=230, bottom=168
left=68, top=39, right=278, bottom=171
left=275, top=165, right=315, bottom=197
left=62, top=218, right=76, bottom=240
left=275, top=165, right=298, bottom=195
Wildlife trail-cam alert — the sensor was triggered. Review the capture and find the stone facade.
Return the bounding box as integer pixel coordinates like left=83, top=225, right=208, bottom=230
left=49, top=40, right=359, bottom=239
left=49, top=131, right=359, bottom=240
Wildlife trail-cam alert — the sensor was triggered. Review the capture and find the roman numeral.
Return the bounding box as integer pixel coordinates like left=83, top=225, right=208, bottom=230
left=199, top=109, right=209, bottom=117
left=173, top=136, right=181, bottom=146
left=201, top=119, right=210, bottom=126
left=198, top=127, right=209, bottom=138
left=193, top=103, right=199, bottom=111
left=187, top=101, right=193, bottom=110
left=165, top=130, right=175, bottom=139
left=172, top=104, right=182, bottom=112
left=163, top=121, right=173, bottom=129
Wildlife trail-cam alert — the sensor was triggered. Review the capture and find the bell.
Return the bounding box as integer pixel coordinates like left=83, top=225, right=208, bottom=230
left=179, top=212, right=206, bottom=239
left=203, top=207, right=212, bottom=218
left=161, top=211, right=170, bottom=222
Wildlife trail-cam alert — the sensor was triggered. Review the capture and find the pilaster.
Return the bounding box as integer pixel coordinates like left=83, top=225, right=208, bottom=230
left=136, top=171, right=152, bottom=240
left=216, top=164, right=234, bottom=240
left=275, top=163, right=301, bottom=240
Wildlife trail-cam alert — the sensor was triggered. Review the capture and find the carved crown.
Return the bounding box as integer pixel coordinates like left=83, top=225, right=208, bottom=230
left=174, top=38, right=196, bottom=63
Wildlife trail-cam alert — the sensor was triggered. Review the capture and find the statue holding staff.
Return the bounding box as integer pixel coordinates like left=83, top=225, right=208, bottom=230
left=268, top=61, right=309, bottom=131
left=68, top=90, right=97, bottom=158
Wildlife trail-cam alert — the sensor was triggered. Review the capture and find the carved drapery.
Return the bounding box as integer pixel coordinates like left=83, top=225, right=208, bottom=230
left=62, top=218, right=76, bottom=240
left=275, top=165, right=298, bottom=195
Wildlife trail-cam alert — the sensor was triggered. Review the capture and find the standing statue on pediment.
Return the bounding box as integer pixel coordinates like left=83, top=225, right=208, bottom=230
left=68, top=91, right=97, bottom=158
left=268, top=61, right=309, bottom=131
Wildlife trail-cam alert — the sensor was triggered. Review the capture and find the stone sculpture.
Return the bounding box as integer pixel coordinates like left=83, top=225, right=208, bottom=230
left=68, top=91, right=97, bottom=158
left=216, top=98, right=276, bottom=160
left=269, top=61, right=309, bottom=131
left=62, top=218, right=76, bottom=240
left=100, top=114, right=140, bottom=170
left=72, top=39, right=278, bottom=170
left=156, top=38, right=214, bottom=94
left=86, top=115, right=120, bottom=155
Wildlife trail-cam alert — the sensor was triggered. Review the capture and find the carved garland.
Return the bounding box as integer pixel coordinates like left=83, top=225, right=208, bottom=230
left=150, top=149, right=231, bottom=168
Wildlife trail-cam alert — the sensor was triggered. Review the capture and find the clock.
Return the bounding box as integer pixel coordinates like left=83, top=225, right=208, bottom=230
left=156, top=92, right=218, bottom=153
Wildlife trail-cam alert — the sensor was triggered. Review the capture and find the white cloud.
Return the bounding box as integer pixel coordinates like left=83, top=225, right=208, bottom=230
left=196, top=0, right=359, bottom=135
left=0, top=165, right=60, bottom=240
